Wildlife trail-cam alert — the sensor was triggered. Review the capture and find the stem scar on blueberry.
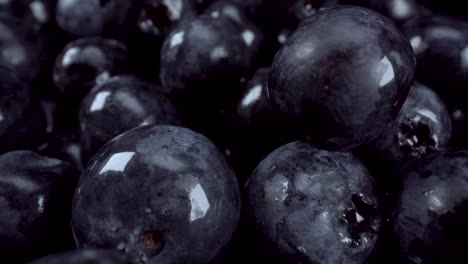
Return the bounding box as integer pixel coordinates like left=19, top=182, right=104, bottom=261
left=139, top=230, right=164, bottom=256
left=398, top=118, right=437, bottom=156
left=341, top=193, right=378, bottom=248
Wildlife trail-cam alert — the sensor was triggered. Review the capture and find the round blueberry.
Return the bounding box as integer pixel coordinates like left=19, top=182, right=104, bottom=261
left=245, top=141, right=381, bottom=264
left=0, top=150, right=79, bottom=263
left=268, top=6, right=416, bottom=149
left=394, top=150, right=468, bottom=264
left=365, top=82, right=451, bottom=168
left=72, top=125, right=240, bottom=264
left=56, top=0, right=131, bottom=37
left=79, top=75, right=183, bottom=158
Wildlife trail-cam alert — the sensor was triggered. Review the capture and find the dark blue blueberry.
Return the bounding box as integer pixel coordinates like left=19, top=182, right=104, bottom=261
left=72, top=125, right=240, bottom=264
left=27, top=249, right=131, bottom=264
left=204, top=0, right=264, bottom=68
left=0, top=66, right=47, bottom=153
left=268, top=6, right=416, bottom=149
left=367, top=0, right=423, bottom=26
left=363, top=82, right=451, bottom=169
left=53, top=37, right=130, bottom=130
left=0, top=150, right=79, bottom=263
left=56, top=0, right=131, bottom=37
left=394, top=150, right=468, bottom=264
left=0, top=0, right=56, bottom=32
left=245, top=141, right=381, bottom=264
left=79, top=75, right=183, bottom=159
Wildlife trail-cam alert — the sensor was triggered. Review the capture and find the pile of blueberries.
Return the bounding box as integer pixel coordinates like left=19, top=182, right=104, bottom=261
left=1, top=0, right=468, bottom=263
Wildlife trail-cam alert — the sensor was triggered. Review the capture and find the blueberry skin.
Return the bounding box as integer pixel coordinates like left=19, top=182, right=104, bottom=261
left=53, top=37, right=130, bottom=105
left=0, top=0, right=56, bottom=32
left=0, top=67, right=47, bottom=153
left=0, top=15, right=48, bottom=83
left=367, top=0, right=422, bottom=26
left=245, top=141, right=381, bottom=264
left=268, top=6, right=416, bottom=149
left=159, top=14, right=254, bottom=106
left=79, top=75, right=183, bottom=158
left=365, top=82, right=451, bottom=168
left=27, top=249, right=131, bottom=264
left=204, top=0, right=264, bottom=68
left=56, top=0, right=131, bottom=37
left=0, top=151, right=79, bottom=263
left=404, top=16, right=468, bottom=107
left=72, top=125, right=240, bottom=264
left=394, top=150, right=468, bottom=264
left=133, top=0, right=197, bottom=39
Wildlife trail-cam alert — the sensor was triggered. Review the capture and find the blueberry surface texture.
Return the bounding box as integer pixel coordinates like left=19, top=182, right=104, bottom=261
left=268, top=6, right=416, bottom=149
left=79, top=75, right=182, bottom=158
left=0, top=66, right=47, bottom=153
left=0, top=151, right=79, bottom=263
left=27, top=249, right=131, bottom=264
left=365, top=82, right=451, bottom=169
left=72, top=125, right=240, bottom=264
left=394, top=150, right=468, bottom=264
left=245, top=141, right=381, bottom=264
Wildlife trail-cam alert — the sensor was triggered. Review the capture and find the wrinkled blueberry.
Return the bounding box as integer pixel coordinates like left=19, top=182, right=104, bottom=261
left=72, top=125, right=240, bottom=264
left=394, top=150, right=468, bottom=264
left=268, top=6, right=416, bottom=149
left=27, top=249, right=131, bottom=264
left=0, top=151, right=79, bottom=263
left=245, top=141, right=381, bottom=264
left=364, top=82, right=451, bottom=169
left=79, top=75, right=182, bottom=159
left=56, top=0, right=131, bottom=37
left=0, top=66, right=47, bottom=153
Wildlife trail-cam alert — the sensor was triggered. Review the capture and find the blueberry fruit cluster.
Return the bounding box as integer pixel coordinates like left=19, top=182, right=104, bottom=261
left=0, top=1, right=466, bottom=264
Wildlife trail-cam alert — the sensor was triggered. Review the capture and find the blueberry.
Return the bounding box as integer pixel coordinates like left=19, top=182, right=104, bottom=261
left=79, top=75, right=183, bottom=159
left=54, top=37, right=129, bottom=99
left=56, top=0, right=131, bottom=37
left=133, top=0, right=197, bottom=39
left=160, top=14, right=255, bottom=103
left=53, top=37, right=129, bottom=127
left=72, top=125, right=240, bottom=264
left=0, top=0, right=56, bottom=32
left=394, top=150, right=468, bottom=264
left=268, top=6, right=416, bottom=149
left=245, top=141, right=381, bottom=263
left=404, top=15, right=468, bottom=106
left=27, top=249, right=131, bottom=264
left=0, top=15, right=48, bottom=83
left=159, top=14, right=257, bottom=139
left=205, top=0, right=264, bottom=68
left=0, top=66, right=47, bottom=153
left=363, top=82, right=451, bottom=169
left=367, top=0, right=422, bottom=26
left=0, top=150, right=79, bottom=263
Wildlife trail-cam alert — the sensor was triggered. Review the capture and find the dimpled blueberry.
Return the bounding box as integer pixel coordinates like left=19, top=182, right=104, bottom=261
left=27, top=249, right=131, bottom=264
left=0, top=151, right=79, bottom=263
left=53, top=37, right=130, bottom=104
left=245, top=141, right=381, bottom=264
left=395, top=150, right=468, bottom=264
left=72, top=125, right=240, bottom=264
left=268, top=6, right=416, bottom=149
left=56, top=0, right=131, bottom=37
left=79, top=75, right=183, bottom=158
left=365, top=82, right=451, bottom=168
left=0, top=66, right=47, bottom=153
